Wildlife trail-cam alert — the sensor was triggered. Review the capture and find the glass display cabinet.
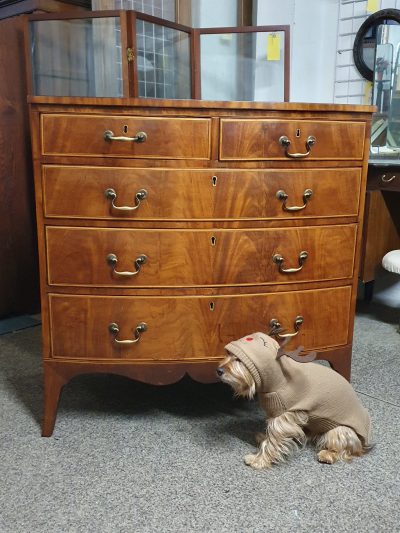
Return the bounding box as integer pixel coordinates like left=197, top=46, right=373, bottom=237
left=26, top=10, right=290, bottom=101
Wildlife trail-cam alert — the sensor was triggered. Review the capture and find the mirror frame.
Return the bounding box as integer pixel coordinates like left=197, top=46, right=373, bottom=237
left=353, top=8, right=400, bottom=82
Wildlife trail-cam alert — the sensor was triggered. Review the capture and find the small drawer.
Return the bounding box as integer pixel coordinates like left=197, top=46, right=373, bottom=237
left=367, top=167, right=400, bottom=192
left=42, top=166, right=362, bottom=220
left=46, top=225, right=357, bottom=287
left=48, top=286, right=352, bottom=360
left=41, top=114, right=211, bottom=159
left=219, top=119, right=366, bottom=160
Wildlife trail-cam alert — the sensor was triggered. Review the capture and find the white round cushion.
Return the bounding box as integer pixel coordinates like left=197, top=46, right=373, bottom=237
left=382, top=250, right=400, bottom=274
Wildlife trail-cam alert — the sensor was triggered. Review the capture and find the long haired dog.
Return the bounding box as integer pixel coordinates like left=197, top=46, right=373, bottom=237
left=217, top=333, right=371, bottom=469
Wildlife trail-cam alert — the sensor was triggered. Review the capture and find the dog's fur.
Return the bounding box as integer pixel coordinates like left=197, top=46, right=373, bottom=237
left=217, top=354, right=370, bottom=469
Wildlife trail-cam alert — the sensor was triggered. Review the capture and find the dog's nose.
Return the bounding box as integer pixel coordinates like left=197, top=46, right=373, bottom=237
left=216, top=368, right=224, bottom=377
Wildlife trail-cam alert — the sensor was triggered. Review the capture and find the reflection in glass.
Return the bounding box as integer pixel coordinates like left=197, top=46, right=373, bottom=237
left=136, top=20, right=191, bottom=99
left=373, top=44, right=392, bottom=115
left=114, top=0, right=176, bottom=22
left=200, top=31, right=285, bottom=102
left=30, top=18, right=123, bottom=97
left=371, top=24, right=400, bottom=162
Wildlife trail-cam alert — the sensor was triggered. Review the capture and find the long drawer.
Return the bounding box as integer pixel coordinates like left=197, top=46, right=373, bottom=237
left=40, top=114, right=212, bottom=159
left=46, top=225, right=357, bottom=287
left=220, top=119, right=366, bottom=160
left=48, top=286, right=352, bottom=360
left=42, top=166, right=362, bottom=220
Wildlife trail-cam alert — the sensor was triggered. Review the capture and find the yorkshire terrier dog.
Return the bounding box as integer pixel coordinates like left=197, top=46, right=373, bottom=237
left=217, top=332, right=371, bottom=469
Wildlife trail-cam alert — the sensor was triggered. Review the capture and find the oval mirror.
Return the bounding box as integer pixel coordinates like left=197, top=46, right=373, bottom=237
left=353, top=9, right=400, bottom=81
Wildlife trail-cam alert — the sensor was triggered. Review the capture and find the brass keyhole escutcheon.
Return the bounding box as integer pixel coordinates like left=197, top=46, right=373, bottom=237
left=209, top=302, right=215, bottom=311
left=212, top=175, right=218, bottom=187
left=123, top=125, right=128, bottom=134
left=211, top=236, right=217, bottom=246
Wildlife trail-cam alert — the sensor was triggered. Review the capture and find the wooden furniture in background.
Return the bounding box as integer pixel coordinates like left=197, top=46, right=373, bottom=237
left=28, top=97, right=374, bottom=436
left=0, top=0, right=88, bottom=19
left=0, top=0, right=88, bottom=318
left=359, top=165, right=400, bottom=299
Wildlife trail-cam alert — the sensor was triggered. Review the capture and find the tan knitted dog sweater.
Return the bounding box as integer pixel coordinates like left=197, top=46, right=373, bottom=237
left=225, top=332, right=371, bottom=444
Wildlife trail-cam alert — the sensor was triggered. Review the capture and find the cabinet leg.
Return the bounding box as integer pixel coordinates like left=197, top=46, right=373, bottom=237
left=42, top=363, right=68, bottom=437
left=318, top=346, right=352, bottom=382
left=326, top=353, right=351, bottom=381
left=364, top=280, right=375, bottom=303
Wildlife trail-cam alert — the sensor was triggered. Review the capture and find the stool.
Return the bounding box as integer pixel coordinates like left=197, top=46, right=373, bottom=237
left=382, top=250, right=400, bottom=275
left=382, top=249, right=400, bottom=332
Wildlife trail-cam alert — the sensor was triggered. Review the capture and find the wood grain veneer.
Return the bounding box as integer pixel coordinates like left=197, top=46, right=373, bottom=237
left=41, top=114, right=212, bottom=159
left=42, top=166, right=362, bottom=221
left=48, top=287, right=352, bottom=360
left=45, top=225, right=357, bottom=287
left=219, top=119, right=366, bottom=160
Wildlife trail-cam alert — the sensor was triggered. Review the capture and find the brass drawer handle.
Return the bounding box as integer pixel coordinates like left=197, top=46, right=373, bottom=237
left=269, top=316, right=304, bottom=338
left=276, top=189, right=313, bottom=211
left=107, top=253, right=147, bottom=277
left=104, top=130, right=147, bottom=143
left=279, top=135, right=316, bottom=158
left=108, top=322, right=148, bottom=345
left=105, top=188, right=148, bottom=212
left=273, top=251, right=308, bottom=273
left=381, top=174, right=397, bottom=183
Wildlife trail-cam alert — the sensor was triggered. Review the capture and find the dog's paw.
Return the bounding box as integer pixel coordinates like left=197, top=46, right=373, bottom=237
left=317, top=450, right=337, bottom=464
left=244, top=453, right=271, bottom=470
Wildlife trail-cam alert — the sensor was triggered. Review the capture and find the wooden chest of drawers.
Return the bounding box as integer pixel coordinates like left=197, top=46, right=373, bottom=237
left=29, top=97, right=373, bottom=436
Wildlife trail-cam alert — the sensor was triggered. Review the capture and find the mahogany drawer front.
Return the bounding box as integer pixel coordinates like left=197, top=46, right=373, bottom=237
left=219, top=119, right=366, bottom=160
left=40, top=114, right=211, bottom=159
left=46, top=225, right=357, bottom=287
left=48, top=286, right=352, bottom=360
left=42, top=166, right=362, bottom=220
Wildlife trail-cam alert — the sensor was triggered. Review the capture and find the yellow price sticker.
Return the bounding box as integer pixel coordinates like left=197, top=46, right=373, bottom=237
left=267, top=33, right=281, bottom=61
left=364, top=81, right=373, bottom=104
left=367, top=0, right=379, bottom=13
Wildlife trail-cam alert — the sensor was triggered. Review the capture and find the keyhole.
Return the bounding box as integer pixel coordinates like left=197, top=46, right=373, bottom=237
left=212, top=175, right=218, bottom=187
left=296, top=128, right=301, bottom=137
left=123, top=125, right=128, bottom=134
left=209, top=302, right=215, bottom=311
left=211, top=236, right=217, bottom=246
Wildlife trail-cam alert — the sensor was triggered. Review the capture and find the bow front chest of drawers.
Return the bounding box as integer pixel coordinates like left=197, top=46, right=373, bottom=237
left=28, top=97, right=374, bottom=436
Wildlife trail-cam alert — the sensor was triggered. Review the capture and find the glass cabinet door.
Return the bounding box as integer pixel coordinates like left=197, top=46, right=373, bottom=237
left=27, top=12, right=289, bottom=102
left=135, top=18, right=191, bottom=99
left=30, top=16, right=124, bottom=97
left=199, top=29, right=288, bottom=102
